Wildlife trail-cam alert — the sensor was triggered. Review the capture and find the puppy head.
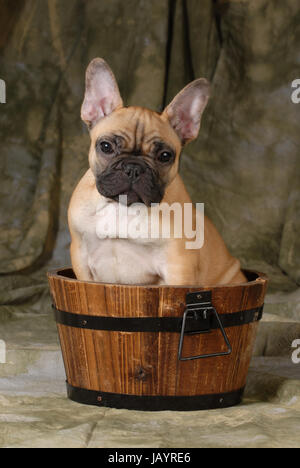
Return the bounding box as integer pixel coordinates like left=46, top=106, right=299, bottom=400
left=81, top=58, right=210, bottom=206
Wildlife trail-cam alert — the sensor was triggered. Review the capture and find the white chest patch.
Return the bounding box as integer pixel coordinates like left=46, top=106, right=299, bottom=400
left=81, top=199, right=167, bottom=284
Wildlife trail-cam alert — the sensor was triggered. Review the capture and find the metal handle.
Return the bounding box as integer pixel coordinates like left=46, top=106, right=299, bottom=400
left=178, top=304, right=232, bottom=361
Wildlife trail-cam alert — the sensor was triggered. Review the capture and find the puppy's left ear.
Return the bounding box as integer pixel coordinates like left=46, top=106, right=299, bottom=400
left=81, top=58, right=123, bottom=129
left=162, top=79, right=210, bottom=144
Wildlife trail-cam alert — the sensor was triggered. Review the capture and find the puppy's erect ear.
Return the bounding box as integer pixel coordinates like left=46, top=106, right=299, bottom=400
left=163, top=79, right=210, bottom=144
left=81, top=58, right=123, bottom=129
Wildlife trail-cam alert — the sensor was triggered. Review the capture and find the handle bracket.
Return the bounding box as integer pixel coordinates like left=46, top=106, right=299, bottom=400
left=178, top=291, right=232, bottom=361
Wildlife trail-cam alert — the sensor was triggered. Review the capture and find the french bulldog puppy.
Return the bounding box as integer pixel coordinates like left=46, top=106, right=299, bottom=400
left=68, top=58, right=246, bottom=286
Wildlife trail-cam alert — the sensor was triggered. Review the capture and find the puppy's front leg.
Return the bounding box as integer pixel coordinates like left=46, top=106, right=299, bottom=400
left=159, top=242, right=201, bottom=286
left=70, top=234, right=93, bottom=282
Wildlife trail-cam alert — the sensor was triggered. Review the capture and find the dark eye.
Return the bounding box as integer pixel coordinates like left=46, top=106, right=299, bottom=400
left=99, top=141, right=114, bottom=154
left=158, top=151, right=173, bottom=163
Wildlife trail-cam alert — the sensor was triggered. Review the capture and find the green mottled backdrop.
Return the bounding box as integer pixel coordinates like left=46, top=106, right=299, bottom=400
left=0, top=0, right=299, bottom=448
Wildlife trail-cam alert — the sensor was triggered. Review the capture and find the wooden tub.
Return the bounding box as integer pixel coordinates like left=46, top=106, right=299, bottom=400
left=47, top=269, right=268, bottom=411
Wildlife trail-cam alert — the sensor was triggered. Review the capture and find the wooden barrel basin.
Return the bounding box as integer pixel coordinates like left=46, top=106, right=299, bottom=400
left=47, top=269, right=268, bottom=411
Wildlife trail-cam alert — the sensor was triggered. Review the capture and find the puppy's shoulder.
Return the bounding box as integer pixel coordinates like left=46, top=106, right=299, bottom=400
left=68, top=169, right=97, bottom=232
left=69, top=168, right=91, bottom=203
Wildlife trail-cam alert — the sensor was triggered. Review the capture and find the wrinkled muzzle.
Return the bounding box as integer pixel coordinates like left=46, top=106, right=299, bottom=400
left=96, top=158, right=165, bottom=206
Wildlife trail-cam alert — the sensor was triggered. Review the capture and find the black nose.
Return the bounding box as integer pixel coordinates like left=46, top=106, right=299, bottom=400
left=123, top=162, right=144, bottom=181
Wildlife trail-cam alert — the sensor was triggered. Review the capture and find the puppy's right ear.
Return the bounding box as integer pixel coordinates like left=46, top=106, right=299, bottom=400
left=81, top=58, right=123, bottom=129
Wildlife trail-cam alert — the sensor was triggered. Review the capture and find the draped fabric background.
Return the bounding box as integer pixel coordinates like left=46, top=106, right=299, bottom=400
left=0, top=0, right=299, bottom=448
